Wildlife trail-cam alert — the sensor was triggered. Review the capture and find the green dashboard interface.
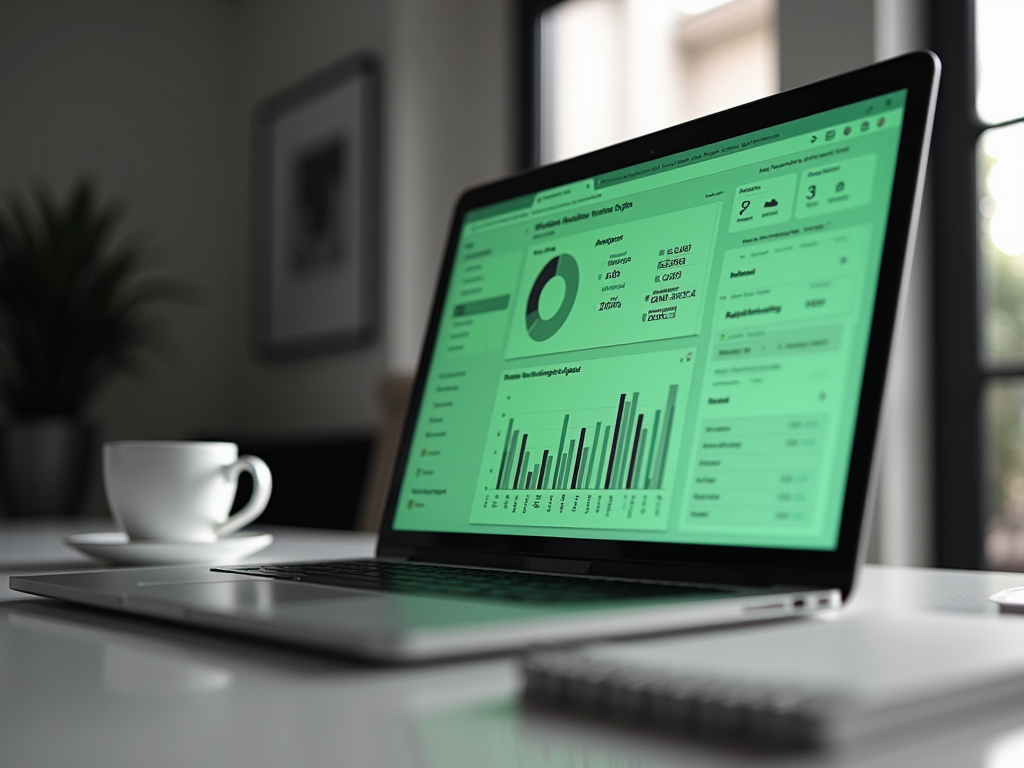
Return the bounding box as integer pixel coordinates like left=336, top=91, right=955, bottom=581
left=394, top=91, right=908, bottom=551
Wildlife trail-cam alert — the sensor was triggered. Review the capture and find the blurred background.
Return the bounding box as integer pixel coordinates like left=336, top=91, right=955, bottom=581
left=0, top=0, right=1020, bottom=572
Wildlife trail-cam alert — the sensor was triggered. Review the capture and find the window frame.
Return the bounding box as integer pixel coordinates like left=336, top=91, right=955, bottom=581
left=929, top=2, right=981, bottom=568
left=516, top=0, right=562, bottom=169
left=929, top=1, right=1024, bottom=569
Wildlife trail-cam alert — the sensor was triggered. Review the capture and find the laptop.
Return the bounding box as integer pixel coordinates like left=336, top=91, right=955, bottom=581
left=11, top=52, right=939, bottom=663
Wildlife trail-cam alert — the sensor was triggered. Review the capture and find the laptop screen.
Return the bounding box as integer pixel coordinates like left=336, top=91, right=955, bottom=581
left=392, top=90, right=908, bottom=553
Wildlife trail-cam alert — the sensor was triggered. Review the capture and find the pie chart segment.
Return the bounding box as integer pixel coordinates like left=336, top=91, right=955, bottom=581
left=526, top=254, right=579, bottom=341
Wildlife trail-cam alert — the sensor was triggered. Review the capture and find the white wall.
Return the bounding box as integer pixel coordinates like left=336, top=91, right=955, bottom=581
left=227, top=0, right=390, bottom=436
left=0, top=0, right=239, bottom=445
left=779, top=0, right=875, bottom=88
left=384, top=0, right=515, bottom=373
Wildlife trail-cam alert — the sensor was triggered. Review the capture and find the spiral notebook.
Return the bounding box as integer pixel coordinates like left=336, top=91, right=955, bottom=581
left=522, top=612, right=1024, bottom=747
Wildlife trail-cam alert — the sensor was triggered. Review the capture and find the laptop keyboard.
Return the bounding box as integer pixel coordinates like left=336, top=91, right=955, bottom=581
left=214, top=560, right=729, bottom=604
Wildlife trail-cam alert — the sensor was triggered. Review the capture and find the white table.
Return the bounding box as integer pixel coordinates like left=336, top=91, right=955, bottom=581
left=4, top=521, right=1024, bottom=768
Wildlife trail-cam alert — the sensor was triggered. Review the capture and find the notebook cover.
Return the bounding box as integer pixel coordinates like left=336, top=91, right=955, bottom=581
left=521, top=611, right=1024, bottom=747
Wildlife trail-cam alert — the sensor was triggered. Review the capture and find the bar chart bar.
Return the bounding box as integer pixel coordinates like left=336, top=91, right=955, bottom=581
left=562, top=440, right=576, bottom=490
left=570, top=428, right=586, bottom=489
left=617, top=392, right=639, bottom=488
left=605, top=394, right=627, bottom=489
left=513, top=435, right=528, bottom=490
left=583, top=422, right=602, bottom=489
left=633, top=427, right=648, bottom=490
left=496, top=419, right=514, bottom=490
left=626, top=413, right=644, bottom=489
left=611, top=401, right=631, bottom=489
left=656, top=386, right=678, bottom=489
left=500, top=429, right=519, bottom=489
left=643, top=411, right=662, bottom=488
left=595, top=426, right=610, bottom=490
left=552, top=415, right=570, bottom=491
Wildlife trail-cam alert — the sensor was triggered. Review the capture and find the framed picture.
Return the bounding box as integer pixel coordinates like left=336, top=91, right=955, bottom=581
left=251, top=54, right=379, bottom=359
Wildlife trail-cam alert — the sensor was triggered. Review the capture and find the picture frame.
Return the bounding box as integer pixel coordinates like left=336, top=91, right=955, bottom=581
left=251, top=53, right=379, bottom=360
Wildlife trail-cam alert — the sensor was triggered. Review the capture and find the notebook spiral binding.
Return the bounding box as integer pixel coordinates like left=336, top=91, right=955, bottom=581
left=521, top=652, right=844, bottom=748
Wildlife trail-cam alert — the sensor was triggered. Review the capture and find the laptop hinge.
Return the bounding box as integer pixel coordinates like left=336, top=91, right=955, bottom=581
left=402, top=548, right=591, bottom=574
left=522, top=557, right=591, bottom=575
left=376, top=547, right=415, bottom=560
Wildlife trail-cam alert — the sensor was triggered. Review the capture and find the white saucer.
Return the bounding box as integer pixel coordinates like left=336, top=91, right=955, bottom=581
left=990, top=586, right=1024, bottom=613
left=64, top=530, right=274, bottom=566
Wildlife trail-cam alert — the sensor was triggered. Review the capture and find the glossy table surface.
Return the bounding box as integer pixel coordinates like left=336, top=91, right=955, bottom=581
left=5, top=520, right=1024, bottom=768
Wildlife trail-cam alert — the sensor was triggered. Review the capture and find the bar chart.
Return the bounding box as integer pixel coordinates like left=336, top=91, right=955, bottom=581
left=493, top=384, right=678, bottom=493
left=471, top=349, right=696, bottom=532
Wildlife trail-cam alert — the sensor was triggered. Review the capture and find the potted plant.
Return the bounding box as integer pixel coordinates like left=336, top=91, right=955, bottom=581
left=0, top=180, right=190, bottom=517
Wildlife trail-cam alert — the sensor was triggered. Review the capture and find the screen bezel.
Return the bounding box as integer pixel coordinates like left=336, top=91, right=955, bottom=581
left=377, top=52, right=939, bottom=596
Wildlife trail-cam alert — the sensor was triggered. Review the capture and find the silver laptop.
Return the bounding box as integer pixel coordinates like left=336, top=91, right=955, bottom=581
left=11, top=53, right=939, bottom=663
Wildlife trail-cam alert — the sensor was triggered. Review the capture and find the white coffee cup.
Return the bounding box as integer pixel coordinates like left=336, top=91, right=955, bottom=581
left=103, top=441, right=272, bottom=543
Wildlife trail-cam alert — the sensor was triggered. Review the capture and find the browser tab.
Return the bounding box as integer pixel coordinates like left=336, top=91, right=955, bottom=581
left=532, top=179, right=594, bottom=208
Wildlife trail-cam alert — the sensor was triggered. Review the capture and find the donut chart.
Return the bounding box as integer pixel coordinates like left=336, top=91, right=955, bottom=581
left=525, top=254, right=579, bottom=341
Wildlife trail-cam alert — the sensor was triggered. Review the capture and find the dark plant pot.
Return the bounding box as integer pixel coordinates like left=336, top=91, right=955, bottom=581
left=0, top=418, right=94, bottom=518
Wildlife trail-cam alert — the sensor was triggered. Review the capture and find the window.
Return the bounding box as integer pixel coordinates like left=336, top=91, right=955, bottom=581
left=975, top=1, right=1024, bottom=569
left=522, top=0, right=778, bottom=167
left=932, top=1, right=1024, bottom=569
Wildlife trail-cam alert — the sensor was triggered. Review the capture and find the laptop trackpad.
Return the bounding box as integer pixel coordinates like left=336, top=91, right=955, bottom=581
left=133, top=578, right=361, bottom=615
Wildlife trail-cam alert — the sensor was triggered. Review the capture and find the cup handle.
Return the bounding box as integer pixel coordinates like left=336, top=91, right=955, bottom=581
left=215, top=455, right=273, bottom=538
